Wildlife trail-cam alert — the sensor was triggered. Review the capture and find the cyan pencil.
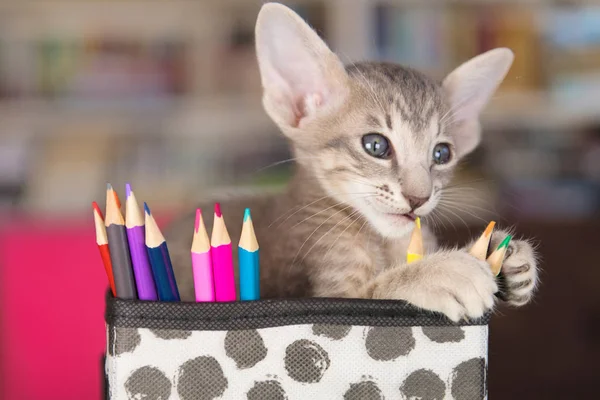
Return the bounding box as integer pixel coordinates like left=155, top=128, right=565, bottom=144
left=144, top=203, right=180, bottom=301
left=238, top=208, right=260, bottom=301
left=125, top=184, right=157, bottom=301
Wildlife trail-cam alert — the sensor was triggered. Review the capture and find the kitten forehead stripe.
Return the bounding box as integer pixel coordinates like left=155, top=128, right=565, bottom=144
left=366, top=114, right=381, bottom=128
left=347, top=62, right=444, bottom=132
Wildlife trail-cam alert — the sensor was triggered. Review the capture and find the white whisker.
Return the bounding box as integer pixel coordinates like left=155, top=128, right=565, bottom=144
left=300, top=208, right=361, bottom=265
left=289, top=203, right=356, bottom=272
left=323, top=210, right=362, bottom=260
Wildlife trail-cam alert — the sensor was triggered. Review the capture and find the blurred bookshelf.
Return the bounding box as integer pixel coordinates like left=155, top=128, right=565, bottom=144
left=0, top=0, right=598, bottom=222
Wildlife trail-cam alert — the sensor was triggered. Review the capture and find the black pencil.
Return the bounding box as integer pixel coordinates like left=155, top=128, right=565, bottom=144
left=105, top=184, right=137, bottom=299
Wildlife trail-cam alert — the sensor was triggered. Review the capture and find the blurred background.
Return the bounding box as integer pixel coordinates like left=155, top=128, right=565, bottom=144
left=0, top=0, right=598, bottom=398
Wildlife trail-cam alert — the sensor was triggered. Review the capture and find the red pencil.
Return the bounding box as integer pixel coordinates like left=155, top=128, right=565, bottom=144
left=92, top=201, right=116, bottom=296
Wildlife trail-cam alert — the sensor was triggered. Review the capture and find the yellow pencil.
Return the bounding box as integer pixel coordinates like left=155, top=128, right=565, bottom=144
left=407, top=217, right=423, bottom=263
left=487, top=235, right=511, bottom=276
left=469, top=221, right=496, bottom=260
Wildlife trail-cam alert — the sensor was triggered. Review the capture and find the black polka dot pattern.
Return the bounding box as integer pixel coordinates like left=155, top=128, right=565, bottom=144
left=176, top=356, right=228, bottom=400
left=365, top=327, right=415, bottom=361
left=246, top=380, right=287, bottom=400
left=107, top=307, right=488, bottom=399
left=224, top=330, right=268, bottom=369
left=344, top=380, right=384, bottom=400
left=284, top=339, right=330, bottom=383
left=108, top=327, right=141, bottom=356
left=150, top=329, right=192, bottom=340
left=422, top=326, right=465, bottom=343
left=124, top=366, right=171, bottom=400
left=451, top=358, right=486, bottom=400
left=312, top=324, right=351, bottom=340
left=400, top=369, right=446, bottom=400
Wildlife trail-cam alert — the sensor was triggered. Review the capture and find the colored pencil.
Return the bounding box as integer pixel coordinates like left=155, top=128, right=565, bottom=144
left=406, top=217, right=424, bottom=263
left=487, top=235, right=511, bottom=276
left=105, top=184, right=137, bottom=299
left=92, top=201, right=116, bottom=296
left=112, top=187, right=121, bottom=209
left=191, top=208, right=215, bottom=302
left=144, top=203, right=180, bottom=301
left=125, top=184, right=158, bottom=301
left=238, top=208, right=260, bottom=301
left=469, top=221, right=496, bottom=260
left=211, top=203, right=236, bottom=302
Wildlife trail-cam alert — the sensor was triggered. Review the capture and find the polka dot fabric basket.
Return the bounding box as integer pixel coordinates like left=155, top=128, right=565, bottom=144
left=104, top=294, right=490, bottom=400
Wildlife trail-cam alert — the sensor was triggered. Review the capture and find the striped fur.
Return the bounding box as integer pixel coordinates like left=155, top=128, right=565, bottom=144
left=165, top=3, right=538, bottom=321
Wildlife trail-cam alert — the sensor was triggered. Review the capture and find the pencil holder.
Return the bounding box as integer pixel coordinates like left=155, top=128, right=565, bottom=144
left=104, top=293, right=490, bottom=400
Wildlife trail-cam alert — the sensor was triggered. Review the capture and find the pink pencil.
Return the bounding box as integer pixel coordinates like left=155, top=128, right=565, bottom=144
left=191, top=209, right=215, bottom=302
left=211, top=203, right=236, bottom=302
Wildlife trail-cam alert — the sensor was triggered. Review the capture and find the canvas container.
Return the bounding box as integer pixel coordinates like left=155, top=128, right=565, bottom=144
left=104, top=293, right=489, bottom=399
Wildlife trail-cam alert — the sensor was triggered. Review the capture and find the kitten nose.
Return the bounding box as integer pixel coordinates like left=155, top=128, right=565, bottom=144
left=404, top=195, right=428, bottom=210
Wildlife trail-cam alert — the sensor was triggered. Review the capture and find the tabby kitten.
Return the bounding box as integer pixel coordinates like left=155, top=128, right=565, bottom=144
left=165, top=3, right=538, bottom=321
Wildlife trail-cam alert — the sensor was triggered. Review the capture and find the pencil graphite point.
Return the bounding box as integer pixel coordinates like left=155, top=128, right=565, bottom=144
left=113, top=190, right=121, bottom=209
left=195, top=208, right=202, bottom=232
left=244, top=208, right=251, bottom=222
left=125, top=183, right=132, bottom=198
left=107, top=183, right=113, bottom=191
left=215, top=202, right=222, bottom=217
left=415, top=217, right=421, bottom=230
left=144, top=202, right=151, bottom=216
left=498, top=235, right=512, bottom=250
left=92, top=201, right=104, bottom=219
left=484, top=221, right=496, bottom=237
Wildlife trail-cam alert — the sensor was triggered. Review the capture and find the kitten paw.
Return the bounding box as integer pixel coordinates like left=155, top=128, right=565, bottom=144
left=490, top=231, right=539, bottom=306
left=371, top=250, right=498, bottom=322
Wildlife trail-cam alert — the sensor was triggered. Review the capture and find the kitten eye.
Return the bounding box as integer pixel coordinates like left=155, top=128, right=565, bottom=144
left=433, top=143, right=452, bottom=165
left=362, top=133, right=391, bottom=159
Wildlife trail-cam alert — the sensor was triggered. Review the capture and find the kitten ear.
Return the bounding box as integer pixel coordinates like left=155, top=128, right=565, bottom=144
left=255, top=3, right=348, bottom=129
left=443, top=48, right=514, bottom=156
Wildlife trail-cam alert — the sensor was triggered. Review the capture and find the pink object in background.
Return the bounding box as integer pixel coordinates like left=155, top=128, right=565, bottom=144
left=0, top=218, right=108, bottom=400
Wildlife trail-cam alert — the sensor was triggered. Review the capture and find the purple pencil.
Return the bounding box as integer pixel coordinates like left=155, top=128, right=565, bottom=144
left=125, top=183, right=158, bottom=301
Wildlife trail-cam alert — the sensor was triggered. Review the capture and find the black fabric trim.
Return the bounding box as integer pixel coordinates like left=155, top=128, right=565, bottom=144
left=105, top=292, right=490, bottom=330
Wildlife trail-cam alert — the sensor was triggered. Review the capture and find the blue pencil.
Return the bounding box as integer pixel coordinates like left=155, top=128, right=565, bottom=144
left=144, top=203, right=180, bottom=301
left=238, top=208, right=260, bottom=301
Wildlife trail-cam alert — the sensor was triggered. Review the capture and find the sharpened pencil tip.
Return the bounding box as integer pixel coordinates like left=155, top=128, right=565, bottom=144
left=107, top=183, right=113, bottom=191
left=195, top=208, right=202, bottom=232
left=92, top=201, right=103, bottom=219
left=484, top=221, right=496, bottom=237
left=415, top=217, right=421, bottom=230
left=214, top=202, right=222, bottom=217
left=144, top=202, right=151, bottom=216
left=125, top=183, right=131, bottom=198
left=498, top=235, right=512, bottom=250
left=244, top=208, right=251, bottom=222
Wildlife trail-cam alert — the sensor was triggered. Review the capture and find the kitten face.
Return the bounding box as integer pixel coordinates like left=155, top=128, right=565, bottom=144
left=293, top=63, right=459, bottom=238
left=255, top=3, right=514, bottom=238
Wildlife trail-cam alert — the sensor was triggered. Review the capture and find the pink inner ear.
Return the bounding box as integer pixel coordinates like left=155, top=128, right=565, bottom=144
left=291, top=92, right=324, bottom=127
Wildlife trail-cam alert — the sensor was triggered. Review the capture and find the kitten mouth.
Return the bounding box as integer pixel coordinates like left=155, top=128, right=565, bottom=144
left=386, top=212, right=416, bottom=221
left=404, top=213, right=417, bottom=220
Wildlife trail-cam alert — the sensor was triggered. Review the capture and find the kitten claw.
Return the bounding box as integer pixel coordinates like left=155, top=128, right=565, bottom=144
left=489, top=231, right=539, bottom=307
